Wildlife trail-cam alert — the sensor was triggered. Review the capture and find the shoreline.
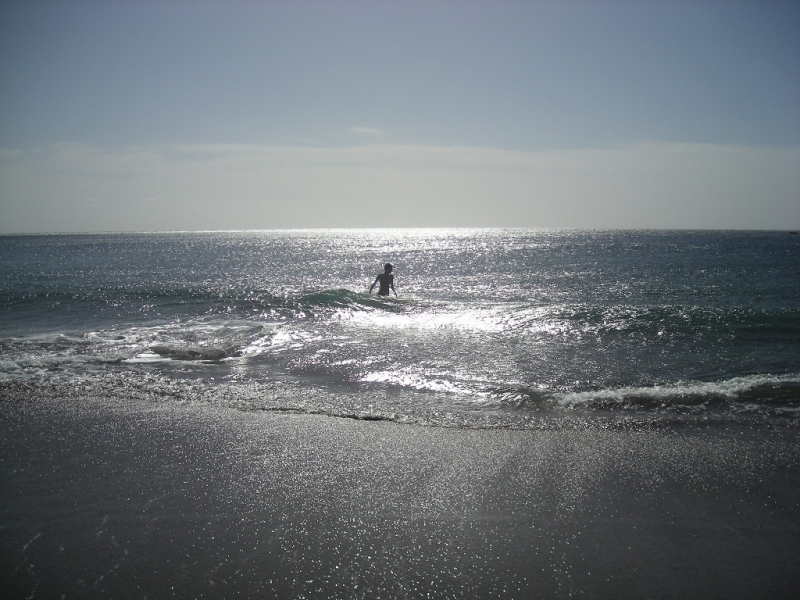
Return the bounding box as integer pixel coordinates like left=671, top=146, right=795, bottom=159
left=1, top=393, right=799, bottom=598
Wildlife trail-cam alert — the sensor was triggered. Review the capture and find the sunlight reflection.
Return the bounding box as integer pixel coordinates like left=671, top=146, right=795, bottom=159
left=361, top=368, right=490, bottom=398
left=335, top=306, right=506, bottom=332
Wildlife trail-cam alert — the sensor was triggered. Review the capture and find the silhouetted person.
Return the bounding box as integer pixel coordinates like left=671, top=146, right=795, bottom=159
left=370, top=263, right=397, bottom=296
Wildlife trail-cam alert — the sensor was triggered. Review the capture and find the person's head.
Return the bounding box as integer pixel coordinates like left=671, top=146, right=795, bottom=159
left=384, top=263, right=393, bottom=273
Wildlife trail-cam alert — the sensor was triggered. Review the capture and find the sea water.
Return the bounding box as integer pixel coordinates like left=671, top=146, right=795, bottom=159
left=1, top=229, right=798, bottom=428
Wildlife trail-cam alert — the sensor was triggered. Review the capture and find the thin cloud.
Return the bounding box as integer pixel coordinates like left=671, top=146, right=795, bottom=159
left=350, top=127, right=385, bottom=137
left=1, top=142, right=797, bottom=232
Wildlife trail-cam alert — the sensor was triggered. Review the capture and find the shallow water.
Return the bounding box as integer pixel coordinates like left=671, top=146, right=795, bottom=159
left=1, top=229, right=798, bottom=428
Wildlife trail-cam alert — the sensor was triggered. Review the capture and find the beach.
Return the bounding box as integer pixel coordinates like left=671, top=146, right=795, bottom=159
left=2, top=386, right=798, bottom=599
left=2, top=0, right=799, bottom=593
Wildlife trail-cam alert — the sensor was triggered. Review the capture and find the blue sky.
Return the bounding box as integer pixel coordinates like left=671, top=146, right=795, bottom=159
left=1, top=0, right=798, bottom=232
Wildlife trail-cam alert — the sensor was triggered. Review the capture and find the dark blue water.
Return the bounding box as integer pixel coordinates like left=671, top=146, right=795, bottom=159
left=1, top=229, right=798, bottom=427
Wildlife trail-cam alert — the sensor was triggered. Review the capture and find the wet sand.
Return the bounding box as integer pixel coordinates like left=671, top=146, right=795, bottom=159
left=1, top=393, right=799, bottom=599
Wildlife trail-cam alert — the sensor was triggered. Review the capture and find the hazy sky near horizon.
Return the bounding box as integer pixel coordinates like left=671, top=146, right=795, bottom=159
left=1, top=0, right=798, bottom=233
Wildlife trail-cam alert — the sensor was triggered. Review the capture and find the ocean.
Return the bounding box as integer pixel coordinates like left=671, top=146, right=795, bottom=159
left=2, top=228, right=798, bottom=429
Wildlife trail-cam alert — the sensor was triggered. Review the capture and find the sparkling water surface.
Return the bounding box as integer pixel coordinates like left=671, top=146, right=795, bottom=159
left=1, top=229, right=798, bottom=427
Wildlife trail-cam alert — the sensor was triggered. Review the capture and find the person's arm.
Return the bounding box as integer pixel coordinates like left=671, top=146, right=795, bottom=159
left=369, top=276, right=379, bottom=294
left=391, top=279, right=397, bottom=296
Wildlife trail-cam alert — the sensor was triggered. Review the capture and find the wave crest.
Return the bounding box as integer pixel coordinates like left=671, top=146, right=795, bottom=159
left=493, top=374, right=800, bottom=416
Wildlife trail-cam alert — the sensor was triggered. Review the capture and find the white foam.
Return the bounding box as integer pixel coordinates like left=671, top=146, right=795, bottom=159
left=556, top=373, right=800, bottom=408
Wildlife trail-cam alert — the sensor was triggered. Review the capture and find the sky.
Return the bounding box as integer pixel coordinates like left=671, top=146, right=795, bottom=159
left=0, top=0, right=798, bottom=233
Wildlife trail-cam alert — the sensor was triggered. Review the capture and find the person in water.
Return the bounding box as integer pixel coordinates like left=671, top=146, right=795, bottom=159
left=370, top=263, right=397, bottom=296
